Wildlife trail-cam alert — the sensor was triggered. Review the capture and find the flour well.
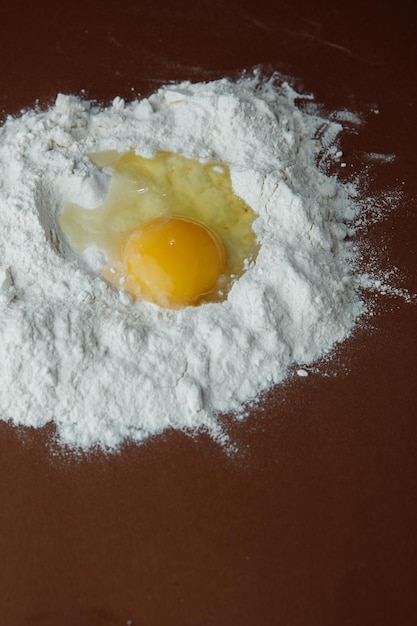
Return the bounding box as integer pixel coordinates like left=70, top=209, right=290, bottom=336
left=0, top=75, right=376, bottom=450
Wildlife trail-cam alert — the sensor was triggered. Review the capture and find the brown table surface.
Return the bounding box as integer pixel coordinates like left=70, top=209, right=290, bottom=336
left=1, top=1, right=416, bottom=624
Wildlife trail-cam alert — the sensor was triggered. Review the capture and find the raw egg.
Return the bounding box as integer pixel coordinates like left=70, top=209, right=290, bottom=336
left=59, top=150, right=258, bottom=308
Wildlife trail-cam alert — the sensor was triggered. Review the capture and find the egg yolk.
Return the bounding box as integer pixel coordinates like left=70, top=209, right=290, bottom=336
left=123, top=216, right=226, bottom=308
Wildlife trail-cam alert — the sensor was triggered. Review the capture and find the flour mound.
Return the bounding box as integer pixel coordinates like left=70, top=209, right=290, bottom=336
left=0, top=75, right=366, bottom=450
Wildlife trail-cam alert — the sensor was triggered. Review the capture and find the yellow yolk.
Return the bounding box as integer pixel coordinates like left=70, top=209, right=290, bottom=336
left=60, top=150, right=258, bottom=309
left=123, top=216, right=226, bottom=308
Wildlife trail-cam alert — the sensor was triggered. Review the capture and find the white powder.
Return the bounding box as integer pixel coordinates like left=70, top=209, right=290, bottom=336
left=0, top=74, right=377, bottom=450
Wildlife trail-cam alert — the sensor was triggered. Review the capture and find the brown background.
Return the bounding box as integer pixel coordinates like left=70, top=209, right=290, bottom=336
left=0, top=0, right=416, bottom=624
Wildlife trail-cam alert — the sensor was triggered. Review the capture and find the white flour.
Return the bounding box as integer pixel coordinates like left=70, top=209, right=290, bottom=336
left=0, top=74, right=378, bottom=450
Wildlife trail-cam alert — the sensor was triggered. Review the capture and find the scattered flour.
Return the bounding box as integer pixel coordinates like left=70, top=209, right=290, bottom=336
left=0, top=74, right=397, bottom=450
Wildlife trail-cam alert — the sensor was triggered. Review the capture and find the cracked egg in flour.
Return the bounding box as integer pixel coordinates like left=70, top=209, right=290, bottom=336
left=60, top=150, right=258, bottom=309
